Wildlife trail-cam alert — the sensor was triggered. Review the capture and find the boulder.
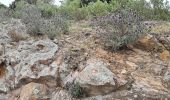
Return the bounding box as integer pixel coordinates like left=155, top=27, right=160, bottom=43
left=75, top=58, right=118, bottom=96
left=3, top=39, right=58, bottom=88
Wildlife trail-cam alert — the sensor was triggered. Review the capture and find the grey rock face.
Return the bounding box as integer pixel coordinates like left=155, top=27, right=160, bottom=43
left=2, top=39, right=58, bottom=91
left=75, top=58, right=117, bottom=96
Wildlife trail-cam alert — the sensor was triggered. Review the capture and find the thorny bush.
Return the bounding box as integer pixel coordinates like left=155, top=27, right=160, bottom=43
left=92, top=9, right=148, bottom=51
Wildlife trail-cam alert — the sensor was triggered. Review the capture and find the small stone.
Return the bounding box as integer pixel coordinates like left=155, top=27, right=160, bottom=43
left=134, top=95, right=138, bottom=98
left=121, top=69, right=127, bottom=74
left=160, top=50, right=170, bottom=61
left=126, top=61, right=138, bottom=68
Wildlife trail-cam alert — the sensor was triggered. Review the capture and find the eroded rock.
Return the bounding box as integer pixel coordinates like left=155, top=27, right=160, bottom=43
left=134, top=34, right=163, bottom=51
left=3, top=39, right=58, bottom=89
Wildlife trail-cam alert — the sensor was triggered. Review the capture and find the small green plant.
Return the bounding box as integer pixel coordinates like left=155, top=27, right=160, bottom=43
left=68, top=83, right=85, bottom=98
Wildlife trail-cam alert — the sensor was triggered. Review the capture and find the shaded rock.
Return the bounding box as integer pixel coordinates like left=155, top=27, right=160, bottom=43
left=134, top=34, right=162, bottom=51
left=51, top=89, right=73, bottom=100
left=80, top=89, right=170, bottom=100
left=75, top=58, right=117, bottom=96
left=163, top=69, right=170, bottom=89
left=157, top=34, right=170, bottom=51
left=19, top=82, right=47, bottom=100
left=6, top=88, right=21, bottom=100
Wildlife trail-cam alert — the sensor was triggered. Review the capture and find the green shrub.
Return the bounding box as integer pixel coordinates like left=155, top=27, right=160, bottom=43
left=72, top=8, right=88, bottom=21
left=92, top=9, right=148, bottom=51
left=86, top=0, right=110, bottom=17
left=0, top=4, right=7, bottom=9
left=37, top=3, right=57, bottom=18
left=57, top=0, right=81, bottom=20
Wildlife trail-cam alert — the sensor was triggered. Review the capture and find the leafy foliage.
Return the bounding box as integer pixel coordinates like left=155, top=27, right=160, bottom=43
left=92, top=9, right=147, bottom=51
left=0, top=4, right=6, bottom=9
left=86, top=0, right=110, bottom=17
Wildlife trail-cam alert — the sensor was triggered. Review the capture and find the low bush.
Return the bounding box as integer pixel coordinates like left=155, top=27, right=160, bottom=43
left=92, top=9, right=148, bottom=51
left=20, top=5, right=41, bottom=35
left=20, top=5, right=68, bottom=39
left=72, top=8, right=88, bottom=21
left=39, top=15, right=69, bottom=39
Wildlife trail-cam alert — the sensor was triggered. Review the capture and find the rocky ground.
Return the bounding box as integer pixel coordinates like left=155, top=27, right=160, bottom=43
left=0, top=19, right=170, bottom=100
